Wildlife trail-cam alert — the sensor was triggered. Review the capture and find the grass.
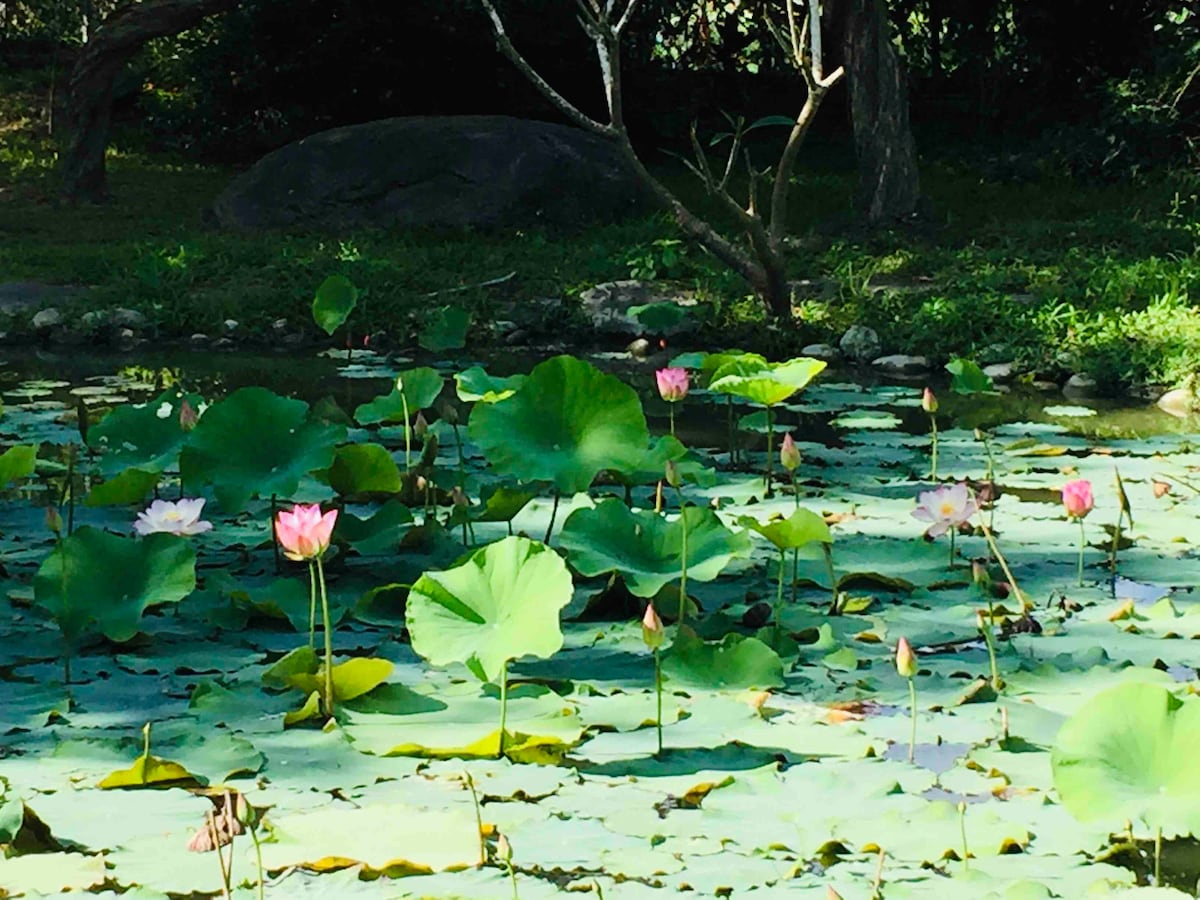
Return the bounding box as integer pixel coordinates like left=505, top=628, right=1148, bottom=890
left=2, top=65, right=1199, bottom=392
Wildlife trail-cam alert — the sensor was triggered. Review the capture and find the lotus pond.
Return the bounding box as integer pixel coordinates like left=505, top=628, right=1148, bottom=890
left=2, top=341, right=1200, bottom=900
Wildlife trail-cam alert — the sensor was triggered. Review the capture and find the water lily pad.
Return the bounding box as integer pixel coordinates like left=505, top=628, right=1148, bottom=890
left=662, top=629, right=784, bottom=689
left=454, top=366, right=527, bottom=403
left=709, top=357, right=827, bottom=407
left=327, top=443, right=402, bottom=495
left=87, top=388, right=202, bottom=475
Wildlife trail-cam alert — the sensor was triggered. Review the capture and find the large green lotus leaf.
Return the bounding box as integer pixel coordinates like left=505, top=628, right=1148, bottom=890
left=312, top=273, right=358, bottom=335
left=737, top=508, right=832, bottom=551
left=473, top=484, right=536, bottom=523
left=179, top=387, right=345, bottom=511
left=0, top=853, right=107, bottom=895
left=326, top=442, right=402, bottom=495
left=285, top=657, right=395, bottom=703
left=419, top=305, right=471, bottom=352
left=34, top=528, right=196, bottom=644
left=354, top=367, right=445, bottom=424
left=946, top=357, right=996, bottom=395
left=559, top=498, right=750, bottom=597
left=0, top=444, right=36, bottom=485
left=454, top=366, right=527, bottom=403
left=708, top=357, right=827, bottom=406
left=87, top=388, right=203, bottom=475
left=699, top=350, right=769, bottom=386
left=662, top=629, right=784, bottom=689
left=467, top=355, right=649, bottom=493
left=406, top=535, right=573, bottom=683
left=1051, top=682, right=1200, bottom=836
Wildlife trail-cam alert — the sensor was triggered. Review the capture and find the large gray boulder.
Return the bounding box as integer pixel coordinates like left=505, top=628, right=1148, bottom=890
left=212, top=116, right=648, bottom=231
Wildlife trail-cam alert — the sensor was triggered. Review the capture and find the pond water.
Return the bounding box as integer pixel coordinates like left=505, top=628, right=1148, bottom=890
left=2, top=342, right=1199, bottom=898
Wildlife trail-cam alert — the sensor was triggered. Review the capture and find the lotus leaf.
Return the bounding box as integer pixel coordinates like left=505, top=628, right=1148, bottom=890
left=468, top=354, right=649, bottom=493
left=0, top=444, right=36, bottom=485
left=559, top=498, right=750, bottom=597
left=662, top=630, right=785, bottom=689
left=454, top=366, right=527, bottom=403
left=406, top=535, right=573, bottom=683
left=312, top=273, right=358, bottom=335
left=354, top=367, right=444, bottom=424
left=326, top=442, right=402, bottom=495
left=419, top=305, right=471, bottom=352
left=179, top=387, right=345, bottom=511
left=709, top=357, right=826, bottom=406
left=87, top=388, right=203, bottom=475
left=738, top=508, right=832, bottom=550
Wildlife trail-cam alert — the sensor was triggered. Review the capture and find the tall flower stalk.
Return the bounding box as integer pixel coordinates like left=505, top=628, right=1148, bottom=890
left=642, top=603, right=665, bottom=757
left=275, top=503, right=339, bottom=715
left=896, top=637, right=918, bottom=763
left=656, top=367, right=689, bottom=438
left=1062, top=479, right=1094, bottom=587
left=922, top=388, right=939, bottom=480
left=666, top=461, right=690, bottom=625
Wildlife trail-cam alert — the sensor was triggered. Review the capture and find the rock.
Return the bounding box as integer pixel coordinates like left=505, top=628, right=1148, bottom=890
left=271, top=318, right=289, bottom=334
left=32, top=308, right=64, bottom=330
left=801, top=343, right=841, bottom=363
left=1063, top=373, right=1098, bottom=396
left=213, top=116, right=648, bottom=232
left=871, top=354, right=931, bottom=375
left=115, top=328, right=137, bottom=346
left=190, top=333, right=211, bottom=347
left=838, top=325, right=881, bottom=364
left=1032, top=380, right=1059, bottom=392
left=578, top=280, right=699, bottom=337
left=0, top=282, right=88, bottom=313
left=214, top=337, right=236, bottom=350
left=504, top=328, right=529, bottom=346
left=222, top=319, right=239, bottom=334
left=983, top=362, right=1015, bottom=383
left=79, top=310, right=108, bottom=332
left=111, top=307, right=147, bottom=330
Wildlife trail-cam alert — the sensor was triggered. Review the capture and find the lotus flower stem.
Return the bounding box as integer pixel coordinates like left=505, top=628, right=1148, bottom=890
left=247, top=818, right=265, bottom=900
left=463, top=771, right=486, bottom=866
left=452, top=422, right=465, bottom=480
left=270, top=495, right=281, bottom=575
left=654, top=647, right=663, bottom=757
left=977, top=516, right=1027, bottom=608
left=871, top=847, right=885, bottom=898
left=1077, top=517, right=1086, bottom=587
left=544, top=491, right=560, bottom=545
left=675, top=488, right=690, bottom=625
left=949, top=527, right=956, bottom=568
left=1155, top=824, right=1163, bottom=886
left=497, top=660, right=509, bottom=760
left=668, top=403, right=675, bottom=438
left=958, top=801, right=969, bottom=872
left=979, top=607, right=1002, bottom=692
left=764, top=405, right=774, bottom=496
left=774, top=548, right=787, bottom=642
left=401, top=393, right=412, bottom=470
left=929, top=415, right=938, bottom=480
left=907, top=677, right=917, bottom=763
left=823, top=544, right=840, bottom=615
left=206, top=809, right=232, bottom=899
left=316, top=555, right=334, bottom=717
left=66, top=444, right=76, bottom=535
left=307, top=561, right=317, bottom=649
left=727, top=396, right=736, bottom=464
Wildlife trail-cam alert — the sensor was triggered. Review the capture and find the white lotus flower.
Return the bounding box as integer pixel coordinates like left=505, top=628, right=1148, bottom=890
left=134, top=498, right=213, bottom=536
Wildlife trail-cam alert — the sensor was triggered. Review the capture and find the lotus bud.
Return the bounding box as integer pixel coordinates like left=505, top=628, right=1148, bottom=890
left=497, top=833, right=513, bottom=864
left=440, top=400, right=459, bottom=426
left=450, top=486, right=469, bottom=508
left=780, top=433, right=801, bottom=472
left=414, top=411, right=429, bottom=439
left=395, top=375, right=404, bottom=393
left=179, top=398, right=199, bottom=432
left=232, top=791, right=258, bottom=829
left=895, top=636, right=917, bottom=679
left=976, top=610, right=987, bottom=632
left=641, top=603, right=664, bottom=650
left=46, top=505, right=62, bottom=536
left=971, top=558, right=989, bottom=589
left=1061, top=479, right=1094, bottom=519
left=415, top=475, right=428, bottom=493
left=655, top=367, right=689, bottom=403
left=827, top=888, right=845, bottom=900
left=664, top=459, right=681, bottom=489
left=922, top=387, right=938, bottom=414
left=973, top=428, right=984, bottom=442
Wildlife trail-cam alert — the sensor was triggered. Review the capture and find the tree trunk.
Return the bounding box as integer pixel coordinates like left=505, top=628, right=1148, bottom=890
left=60, top=0, right=237, bottom=203
left=840, top=0, right=921, bottom=223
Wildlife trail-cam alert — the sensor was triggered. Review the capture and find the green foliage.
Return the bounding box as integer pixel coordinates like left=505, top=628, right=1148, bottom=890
left=945, top=358, right=996, bottom=395
left=662, top=630, right=784, bottom=690
left=88, top=388, right=203, bottom=475
left=1052, top=682, right=1200, bottom=836
left=0, top=445, right=37, bottom=486
left=327, top=444, right=402, bottom=496
left=355, top=368, right=444, bottom=425
left=708, top=357, right=827, bottom=407
left=406, top=536, right=573, bottom=684
left=419, top=306, right=471, bottom=353
left=180, top=387, right=345, bottom=511
left=559, top=498, right=750, bottom=597
left=312, top=274, right=358, bottom=336
left=34, top=528, right=197, bottom=647
left=468, top=355, right=650, bottom=494
left=737, top=508, right=832, bottom=551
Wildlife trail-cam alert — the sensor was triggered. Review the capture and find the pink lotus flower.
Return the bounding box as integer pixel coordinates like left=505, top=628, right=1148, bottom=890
left=134, top=498, right=213, bottom=536
left=655, top=367, right=689, bottom=403
left=1061, top=479, right=1094, bottom=519
left=275, top=503, right=337, bottom=561
left=780, top=433, right=801, bottom=472
left=641, top=603, right=664, bottom=650
left=912, top=483, right=977, bottom=537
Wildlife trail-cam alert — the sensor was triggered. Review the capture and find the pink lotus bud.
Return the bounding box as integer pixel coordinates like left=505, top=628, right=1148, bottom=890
left=497, top=833, right=513, bottom=863
left=414, top=411, right=429, bottom=439
left=642, top=603, right=664, bottom=650
left=1061, top=479, right=1094, bottom=519
left=895, top=636, right=917, bottom=678
left=655, top=367, right=689, bottom=403
left=780, top=433, right=801, bottom=472
left=274, top=503, right=338, bottom=561
left=46, top=505, right=62, bottom=536
left=922, top=387, right=938, bottom=414
left=664, top=459, right=681, bottom=489
left=450, top=486, right=469, bottom=508
left=971, top=558, right=989, bottom=588
left=179, top=399, right=199, bottom=432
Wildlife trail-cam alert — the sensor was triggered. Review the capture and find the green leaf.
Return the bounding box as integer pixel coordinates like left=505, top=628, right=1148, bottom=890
left=312, top=274, right=358, bottom=335
left=87, top=388, right=202, bottom=475
left=662, top=629, right=785, bottom=689
left=354, top=367, right=444, bottom=424
left=34, top=528, right=196, bottom=645
left=1051, top=682, right=1200, bottom=836
left=454, top=366, right=527, bottom=403
left=472, top=485, right=536, bottom=523
left=467, top=355, right=649, bottom=494
left=746, top=113, right=797, bottom=131
left=559, top=498, right=750, bottom=597
left=286, top=657, right=395, bottom=703
left=0, top=444, right=36, bottom=486
left=83, top=467, right=161, bottom=507
left=709, top=356, right=827, bottom=407
left=97, top=754, right=196, bottom=789
left=327, top=443, right=402, bottom=495
left=419, top=306, right=471, bottom=353
left=946, top=357, right=996, bottom=395
left=336, top=499, right=414, bottom=554
left=628, top=302, right=689, bottom=332
left=737, top=508, right=832, bottom=551
left=180, top=387, right=345, bottom=512
left=406, top=535, right=573, bottom=683
left=263, top=645, right=320, bottom=690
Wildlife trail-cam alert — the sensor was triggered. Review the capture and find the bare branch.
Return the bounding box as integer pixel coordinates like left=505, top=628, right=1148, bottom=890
left=807, top=0, right=823, bottom=82
left=687, top=123, right=717, bottom=187
left=615, top=0, right=643, bottom=35
left=478, top=0, right=613, bottom=136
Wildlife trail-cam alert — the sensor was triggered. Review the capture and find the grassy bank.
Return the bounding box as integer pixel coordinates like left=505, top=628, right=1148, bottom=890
left=2, top=67, right=1199, bottom=393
